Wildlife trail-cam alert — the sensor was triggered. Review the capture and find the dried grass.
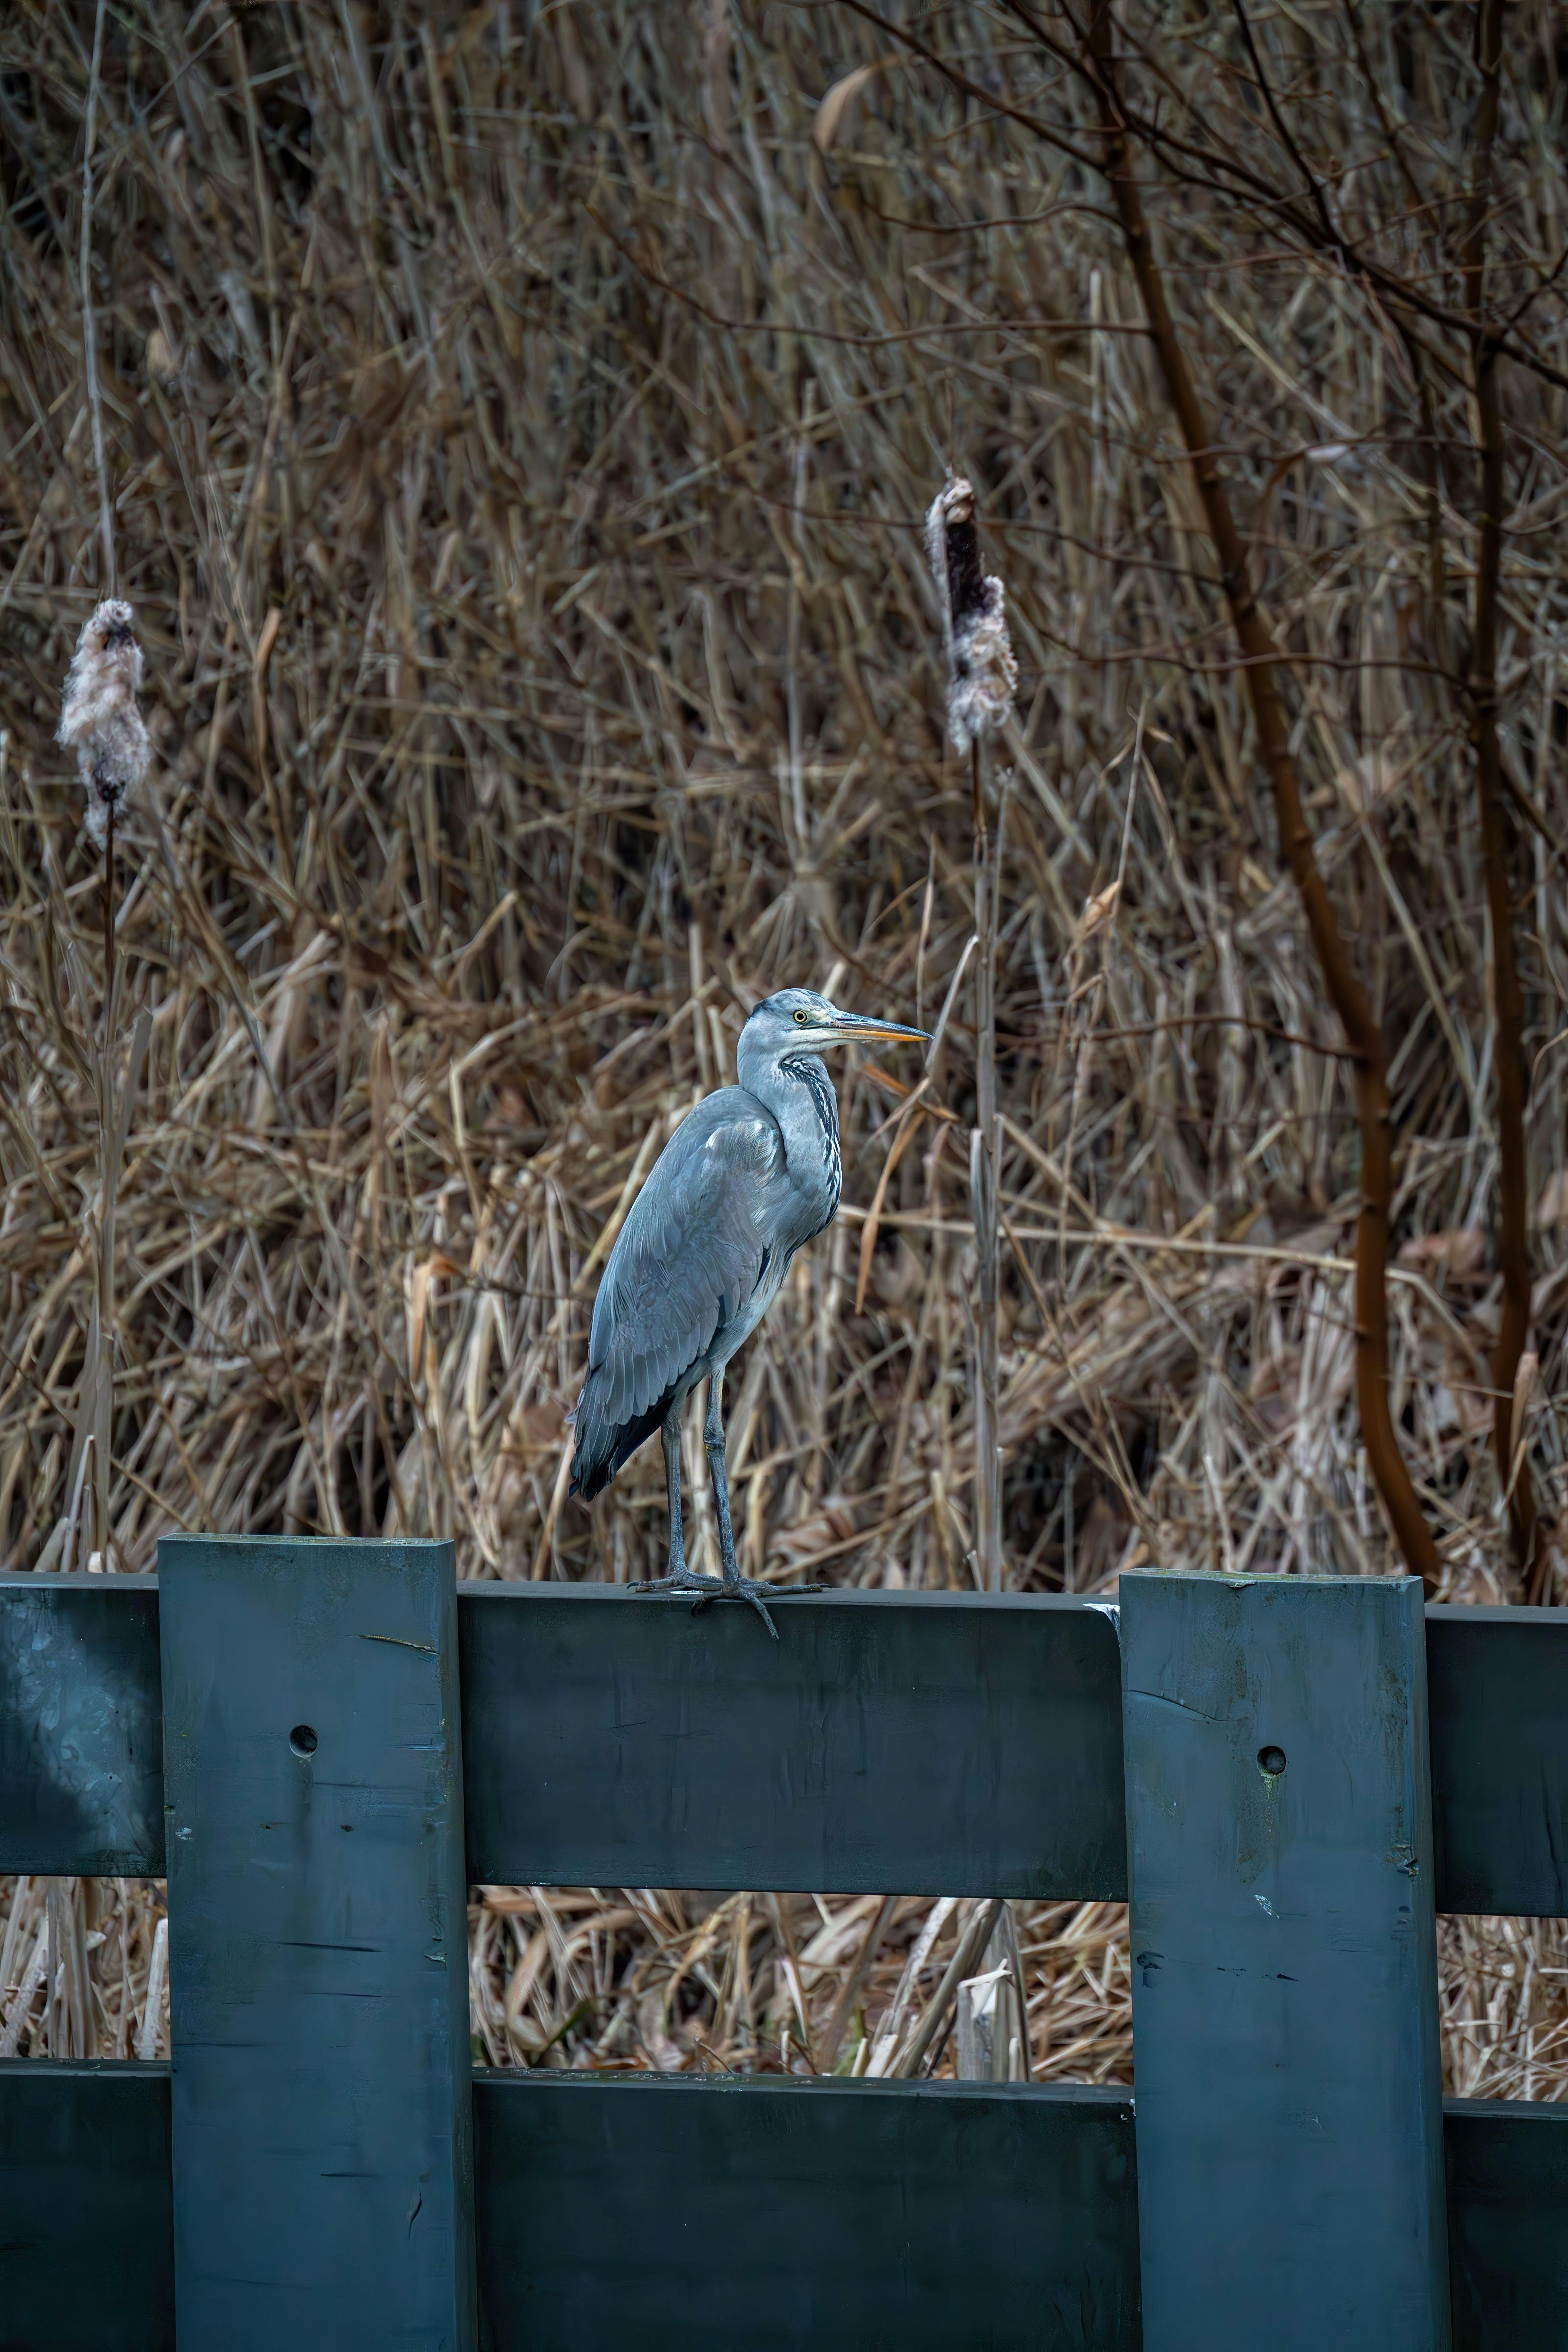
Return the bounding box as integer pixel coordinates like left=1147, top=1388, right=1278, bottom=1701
left=0, top=2, right=1565, bottom=2094
left=0, top=1875, right=166, bottom=2060
left=469, top=1889, right=1133, bottom=2084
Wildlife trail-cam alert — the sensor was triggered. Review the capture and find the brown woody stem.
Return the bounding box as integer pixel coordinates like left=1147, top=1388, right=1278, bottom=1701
left=1087, top=5, right=1440, bottom=1592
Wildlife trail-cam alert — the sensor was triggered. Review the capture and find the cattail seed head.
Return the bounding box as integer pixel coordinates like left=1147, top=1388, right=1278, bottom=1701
left=57, top=600, right=150, bottom=849
left=926, top=476, right=1017, bottom=755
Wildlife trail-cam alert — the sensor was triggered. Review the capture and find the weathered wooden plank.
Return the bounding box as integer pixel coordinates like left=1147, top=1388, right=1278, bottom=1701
left=0, top=2063, right=1562, bottom=2351
left=158, top=1536, right=476, bottom=2350
left=1427, top=1606, right=1568, bottom=1917
left=1447, top=2098, right=1568, bottom=2352
left=1121, top=1570, right=1450, bottom=2352
left=460, top=1586, right=1127, bottom=1897
left=474, top=2071, right=1140, bottom=2351
left=0, top=1573, right=162, bottom=1874
left=0, top=2058, right=174, bottom=2351
left=1, top=1578, right=1565, bottom=1919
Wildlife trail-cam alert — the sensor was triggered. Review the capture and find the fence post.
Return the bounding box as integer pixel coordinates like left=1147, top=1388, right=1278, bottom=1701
left=158, top=1536, right=475, bottom=2350
left=1120, top=1569, right=1449, bottom=2352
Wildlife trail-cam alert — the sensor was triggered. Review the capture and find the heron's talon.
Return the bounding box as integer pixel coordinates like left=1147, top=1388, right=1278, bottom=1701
left=627, top=1569, right=829, bottom=1640
left=628, top=1569, right=724, bottom=1599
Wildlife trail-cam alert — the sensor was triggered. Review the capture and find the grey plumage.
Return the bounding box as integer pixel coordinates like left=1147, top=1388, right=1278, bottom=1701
left=569, top=1088, right=789, bottom=1499
left=569, top=987, right=927, bottom=1631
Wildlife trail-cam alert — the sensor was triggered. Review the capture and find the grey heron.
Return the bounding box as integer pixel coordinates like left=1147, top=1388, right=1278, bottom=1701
left=569, top=988, right=929, bottom=1634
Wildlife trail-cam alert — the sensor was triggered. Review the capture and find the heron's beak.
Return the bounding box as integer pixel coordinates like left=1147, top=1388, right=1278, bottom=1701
left=825, top=1012, right=932, bottom=1046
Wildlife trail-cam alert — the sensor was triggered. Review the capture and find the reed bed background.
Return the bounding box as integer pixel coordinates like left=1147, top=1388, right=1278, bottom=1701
left=1, top=0, right=1566, bottom=2094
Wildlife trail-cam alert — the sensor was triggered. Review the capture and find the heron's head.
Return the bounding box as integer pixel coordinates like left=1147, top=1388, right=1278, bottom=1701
left=741, top=988, right=930, bottom=1063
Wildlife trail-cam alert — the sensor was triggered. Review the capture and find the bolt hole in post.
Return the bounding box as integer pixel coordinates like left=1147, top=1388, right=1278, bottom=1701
left=289, top=1724, right=318, bottom=1759
left=1257, top=1745, right=1287, bottom=1778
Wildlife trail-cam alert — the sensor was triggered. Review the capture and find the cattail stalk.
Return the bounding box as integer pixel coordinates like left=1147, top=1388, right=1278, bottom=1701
left=971, top=740, right=1002, bottom=1592
left=56, top=602, right=150, bottom=1572
left=929, top=479, right=1016, bottom=1592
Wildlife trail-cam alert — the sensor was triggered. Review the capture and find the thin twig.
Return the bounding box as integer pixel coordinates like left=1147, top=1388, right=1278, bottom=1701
left=81, top=0, right=114, bottom=596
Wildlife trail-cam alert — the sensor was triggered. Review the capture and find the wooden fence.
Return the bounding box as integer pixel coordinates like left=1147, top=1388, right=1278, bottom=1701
left=1, top=1539, right=1566, bottom=2349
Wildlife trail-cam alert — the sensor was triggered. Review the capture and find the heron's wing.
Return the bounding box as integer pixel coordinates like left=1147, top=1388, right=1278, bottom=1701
left=570, top=1092, right=784, bottom=1496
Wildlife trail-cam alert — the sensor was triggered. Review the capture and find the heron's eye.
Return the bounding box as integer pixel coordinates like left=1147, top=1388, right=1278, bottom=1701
left=793, top=1009, right=809, bottom=1024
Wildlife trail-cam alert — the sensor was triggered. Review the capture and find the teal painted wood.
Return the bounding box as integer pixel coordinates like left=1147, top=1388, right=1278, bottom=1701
left=158, top=1536, right=476, bottom=2350
left=1121, top=1570, right=1450, bottom=2352
left=2, top=2063, right=1564, bottom=2352
left=474, top=2071, right=1140, bottom=2350
left=3, top=1577, right=1566, bottom=1916
left=461, top=1585, right=1126, bottom=1897
left=1447, top=2099, right=1568, bottom=2351
left=1427, top=1607, right=1568, bottom=1915
left=0, top=1573, right=161, bottom=1873
left=0, top=2060, right=173, bottom=2351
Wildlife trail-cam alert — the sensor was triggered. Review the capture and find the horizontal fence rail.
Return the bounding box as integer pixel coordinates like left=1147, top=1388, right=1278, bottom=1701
left=460, top=1585, right=1125, bottom=1896
left=3, top=1574, right=1566, bottom=1912
left=1426, top=1605, right=1568, bottom=1918
left=0, top=1575, right=161, bottom=1876
left=474, top=2072, right=1140, bottom=2350
left=2, top=2064, right=1563, bottom=2352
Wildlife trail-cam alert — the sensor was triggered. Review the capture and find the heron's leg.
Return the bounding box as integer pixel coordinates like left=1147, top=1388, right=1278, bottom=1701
left=699, top=1368, right=824, bottom=1635
left=662, top=1409, right=686, bottom=1579
left=629, top=1406, right=725, bottom=1607
left=632, top=1384, right=821, bottom=1640
left=702, top=1368, right=741, bottom=1585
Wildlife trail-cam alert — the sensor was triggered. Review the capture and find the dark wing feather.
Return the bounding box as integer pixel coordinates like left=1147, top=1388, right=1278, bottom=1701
left=569, top=1092, right=782, bottom=1497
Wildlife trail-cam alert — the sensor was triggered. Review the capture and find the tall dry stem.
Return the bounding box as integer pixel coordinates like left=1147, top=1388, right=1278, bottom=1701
left=55, top=602, right=151, bottom=1569
left=970, top=739, right=1002, bottom=1589
left=927, top=478, right=1016, bottom=1588
left=1461, top=0, right=1540, bottom=1591
left=80, top=0, right=113, bottom=596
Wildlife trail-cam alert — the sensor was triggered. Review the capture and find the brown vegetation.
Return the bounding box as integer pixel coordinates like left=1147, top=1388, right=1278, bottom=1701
left=1, top=1, right=1565, bottom=2092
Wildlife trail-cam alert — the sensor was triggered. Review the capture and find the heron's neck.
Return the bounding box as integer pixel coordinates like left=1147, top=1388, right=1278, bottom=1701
left=744, top=1050, right=842, bottom=1230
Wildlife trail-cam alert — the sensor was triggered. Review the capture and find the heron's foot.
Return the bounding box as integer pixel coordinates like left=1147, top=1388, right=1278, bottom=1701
left=629, top=1565, right=725, bottom=1604
left=719, top=1571, right=828, bottom=1639
left=627, top=1568, right=825, bottom=1640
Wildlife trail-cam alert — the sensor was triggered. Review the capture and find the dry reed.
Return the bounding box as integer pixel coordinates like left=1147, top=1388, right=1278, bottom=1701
left=0, top=0, right=1564, bottom=2095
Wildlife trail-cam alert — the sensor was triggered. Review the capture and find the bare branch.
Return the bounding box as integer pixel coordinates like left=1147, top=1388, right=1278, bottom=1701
left=1460, top=0, right=1542, bottom=1589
